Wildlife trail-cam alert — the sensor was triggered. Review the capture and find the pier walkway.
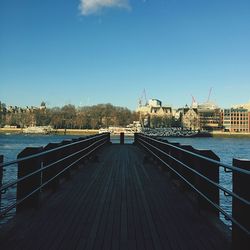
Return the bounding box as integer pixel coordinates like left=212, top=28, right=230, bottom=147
left=0, top=144, right=229, bottom=250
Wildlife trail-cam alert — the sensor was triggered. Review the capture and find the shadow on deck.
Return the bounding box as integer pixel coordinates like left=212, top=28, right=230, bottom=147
left=0, top=144, right=230, bottom=250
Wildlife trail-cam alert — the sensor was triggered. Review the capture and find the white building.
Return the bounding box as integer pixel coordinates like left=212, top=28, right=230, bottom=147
left=137, top=99, right=172, bottom=117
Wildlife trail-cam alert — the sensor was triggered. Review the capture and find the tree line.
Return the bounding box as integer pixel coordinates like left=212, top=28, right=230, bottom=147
left=0, top=102, right=139, bottom=129
left=0, top=101, right=182, bottom=129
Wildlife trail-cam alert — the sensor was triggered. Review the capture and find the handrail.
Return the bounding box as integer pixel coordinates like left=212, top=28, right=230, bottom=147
left=135, top=133, right=250, bottom=237
left=0, top=138, right=107, bottom=218
left=0, top=133, right=106, bottom=168
left=137, top=137, right=250, bottom=206
left=138, top=133, right=250, bottom=175
left=137, top=139, right=250, bottom=236
left=0, top=136, right=107, bottom=193
left=0, top=133, right=110, bottom=218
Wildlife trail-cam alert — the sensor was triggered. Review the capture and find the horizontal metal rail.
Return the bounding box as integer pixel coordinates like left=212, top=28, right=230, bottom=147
left=0, top=133, right=109, bottom=218
left=0, top=136, right=107, bottom=193
left=137, top=137, right=250, bottom=206
left=138, top=134, right=250, bottom=175
left=0, top=138, right=107, bottom=218
left=136, top=134, right=250, bottom=237
left=0, top=133, right=106, bottom=168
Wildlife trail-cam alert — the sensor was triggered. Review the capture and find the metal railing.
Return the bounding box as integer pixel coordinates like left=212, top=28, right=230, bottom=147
left=0, top=133, right=110, bottom=218
left=135, top=133, right=250, bottom=248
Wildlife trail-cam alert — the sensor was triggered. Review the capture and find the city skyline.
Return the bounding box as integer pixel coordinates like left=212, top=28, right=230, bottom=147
left=1, top=0, right=250, bottom=110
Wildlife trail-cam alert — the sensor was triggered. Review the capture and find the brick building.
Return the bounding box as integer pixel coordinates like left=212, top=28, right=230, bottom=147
left=222, top=108, right=249, bottom=132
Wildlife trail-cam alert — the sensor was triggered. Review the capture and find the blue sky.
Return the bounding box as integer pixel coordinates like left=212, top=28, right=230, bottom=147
left=0, top=0, right=250, bottom=110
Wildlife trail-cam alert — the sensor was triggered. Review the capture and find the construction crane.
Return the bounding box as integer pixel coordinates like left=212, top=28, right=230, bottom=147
left=142, top=88, right=148, bottom=105
left=191, top=94, right=198, bottom=108
left=138, top=97, right=142, bottom=107
left=207, top=87, right=213, bottom=102
left=138, top=88, right=148, bottom=130
left=138, top=89, right=148, bottom=107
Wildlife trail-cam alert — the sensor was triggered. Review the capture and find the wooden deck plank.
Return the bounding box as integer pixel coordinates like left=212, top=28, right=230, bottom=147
left=125, top=150, right=137, bottom=250
left=101, top=153, right=120, bottom=250
left=120, top=152, right=128, bottom=250
left=111, top=153, right=122, bottom=250
left=92, top=163, right=115, bottom=250
left=58, top=155, right=112, bottom=250
left=138, top=158, right=194, bottom=250
left=129, top=155, right=147, bottom=250
left=84, top=162, right=115, bottom=250
left=135, top=154, right=189, bottom=250
left=132, top=160, right=163, bottom=250
left=6, top=163, right=100, bottom=250
left=138, top=152, right=210, bottom=250
left=41, top=155, right=109, bottom=250
left=0, top=144, right=230, bottom=250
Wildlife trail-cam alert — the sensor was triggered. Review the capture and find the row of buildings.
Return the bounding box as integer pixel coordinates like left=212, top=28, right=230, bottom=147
left=137, top=99, right=250, bottom=133
left=0, top=102, right=47, bottom=114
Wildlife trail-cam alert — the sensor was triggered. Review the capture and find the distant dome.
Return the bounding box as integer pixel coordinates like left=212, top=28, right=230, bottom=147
left=40, top=101, right=46, bottom=107
left=148, top=99, right=162, bottom=107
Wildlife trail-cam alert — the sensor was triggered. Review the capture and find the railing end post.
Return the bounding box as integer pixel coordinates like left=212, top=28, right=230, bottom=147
left=193, top=149, right=220, bottom=218
left=120, top=132, right=124, bottom=145
left=0, top=155, right=3, bottom=209
left=16, top=147, right=43, bottom=213
left=232, top=158, right=250, bottom=250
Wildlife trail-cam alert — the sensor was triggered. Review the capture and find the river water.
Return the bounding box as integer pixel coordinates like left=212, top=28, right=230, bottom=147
left=0, top=134, right=249, bottom=227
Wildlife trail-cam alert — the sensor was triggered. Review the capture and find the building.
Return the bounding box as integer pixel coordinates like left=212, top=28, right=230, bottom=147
left=179, top=101, right=222, bottom=131
left=182, top=107, right=199, bottom=130
left=222, top=108, right=249, bottom=132
left=233, top=102, right=250, bottom=110
left=137, top=99, right=172, bottom=127
left=197, top=102, right=222, bottom=131
left=138, top=99, right=172, bottom=116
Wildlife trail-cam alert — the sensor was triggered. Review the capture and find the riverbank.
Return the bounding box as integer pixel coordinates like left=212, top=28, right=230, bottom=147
left=1, top=128, right=250, bottom=138
left=55, top=129, right=99, bottom=135
left=211, top=131, right=250, bottom=138
left=0, top=128, right=22, bottom=134
left=0, top=128, right=99, bottom=135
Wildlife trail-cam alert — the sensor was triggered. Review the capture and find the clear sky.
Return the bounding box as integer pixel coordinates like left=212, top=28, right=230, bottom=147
left=1, top=0, right=250, bottom=110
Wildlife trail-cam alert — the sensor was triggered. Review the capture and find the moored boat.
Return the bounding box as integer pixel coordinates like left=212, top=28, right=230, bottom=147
left=22, top=126, right=53, bottom=134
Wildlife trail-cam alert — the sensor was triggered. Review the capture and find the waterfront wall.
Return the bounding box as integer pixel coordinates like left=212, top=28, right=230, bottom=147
left=0, top=128, right=99, bottom=135
left=211, top=131, right=250, bottom=138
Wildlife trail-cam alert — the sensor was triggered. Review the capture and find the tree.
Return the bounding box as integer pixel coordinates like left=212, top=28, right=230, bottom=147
left=0, top=102, right=140, bottom=129
left=61, top=104, right=76, bottom=128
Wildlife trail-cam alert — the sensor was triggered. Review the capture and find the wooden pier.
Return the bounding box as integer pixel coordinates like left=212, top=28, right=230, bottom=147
left=0, top=144, right=230, bottom=250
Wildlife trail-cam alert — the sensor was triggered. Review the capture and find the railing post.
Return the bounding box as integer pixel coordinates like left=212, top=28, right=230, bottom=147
left=43, top=143, right=62, bottom=191
left=194, top=149, right=220, bottom=217
left=134, top=133, right=138, bottom=145
left=107, top=132, right=111, bottom=144
left=85, top=137, right=94, bottom=160
left=72, top=138, right=83, bottom=168
left=157, top=139, right=172, bottom=171
left=78, top=137, right=89, bottom=163
left=120, top=132, right=124, bottom=144
left=232, top=158, right=250, bottom=250
left=169, top=142, right=181, bottom=179
left=0, top=155, right=3, bottom=209
left=17, top=147, right=43, bottom=213
left=156, top=139, right=170, bottom=171
left=180, top=145, right=196, bottom=190
left=61, top=140, right=73, bottom=180
left=108, top=132, right=112, bottom=144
